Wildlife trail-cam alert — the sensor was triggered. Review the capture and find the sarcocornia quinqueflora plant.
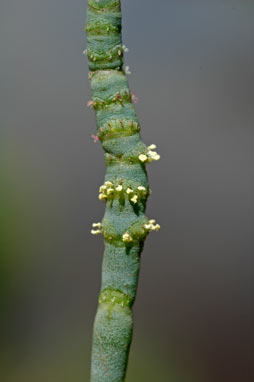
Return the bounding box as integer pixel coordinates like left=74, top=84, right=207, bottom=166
left=85, top=1, right=160, bottom=381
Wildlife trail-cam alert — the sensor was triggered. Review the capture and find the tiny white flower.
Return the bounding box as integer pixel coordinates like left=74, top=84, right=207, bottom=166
left=122, top=45, right=129, bottom=53
left=131, top=195, right=138, bottom=204
left=82, top=49, right=87, bottom=55
left=154, top=224, right=160, bottom=231
left=107, top=188, right=114, bottom=194
left=153, top=154, right=160, bottom=161
left=148, top=151, right=160, bottom=161
left=148, top=144, right=157, bottom=150
left=139, top=154, right=147, bottom=162
left=147, top=150, right=156, bottom=158
left=118, top=50, right=122, bottom=56
left=149, top=219, right=156, bottom=224
left=126, top=188, right=133, bottom=194
left=99, top=185, right=106, bottom=192
left=137, top=186, right=146, bottom=191
left=144, top=224, right=152, bottom=230
left=116, top=185, right=123, bottom=192
left=105, top=181, right=113, bottom=186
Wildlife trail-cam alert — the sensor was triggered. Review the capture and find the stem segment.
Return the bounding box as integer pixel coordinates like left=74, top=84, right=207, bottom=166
left=86, top=1, right=160, bottom=381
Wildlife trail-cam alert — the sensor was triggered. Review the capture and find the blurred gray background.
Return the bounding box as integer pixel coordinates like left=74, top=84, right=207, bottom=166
left=0, top=0, right=253, bottom=381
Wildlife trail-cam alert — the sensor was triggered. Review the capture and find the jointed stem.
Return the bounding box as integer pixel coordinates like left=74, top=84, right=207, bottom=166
left=85, top=1, right=160, bottom=381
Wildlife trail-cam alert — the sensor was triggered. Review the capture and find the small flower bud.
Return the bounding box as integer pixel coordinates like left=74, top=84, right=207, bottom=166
left=124, top=66, right=131, bottom=75
left=122, top=232, right=133, bottom=243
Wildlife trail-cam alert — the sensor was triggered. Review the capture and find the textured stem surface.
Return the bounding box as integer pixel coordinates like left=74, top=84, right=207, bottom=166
left=86, top=1, right=159, bottom=381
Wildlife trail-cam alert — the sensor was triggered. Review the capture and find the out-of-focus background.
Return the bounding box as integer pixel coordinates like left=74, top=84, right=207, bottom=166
left=1, top=0, right=253, bottom=381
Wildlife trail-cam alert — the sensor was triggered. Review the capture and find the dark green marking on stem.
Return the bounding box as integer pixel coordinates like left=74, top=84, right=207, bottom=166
left=86, top=1, right=159, bottom=381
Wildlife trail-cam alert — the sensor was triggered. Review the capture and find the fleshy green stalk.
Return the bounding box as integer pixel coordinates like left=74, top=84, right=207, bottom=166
left=85, top=1, right=160, bottom=381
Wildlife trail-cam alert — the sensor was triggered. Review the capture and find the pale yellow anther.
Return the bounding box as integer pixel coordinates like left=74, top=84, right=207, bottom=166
left=92, top=222, right=102, bottom=228
left=122, top=232, right=133, bottom=243
left=116, top=185, right=123, bottom=192
left=131, top=195, right=138, bottom=204
left=153, top=154, right=160, bottom=161
left=126, top=188, right=133, bottom=194
left=139, top=154, right=147, bottom=162
left=148, top=144, right=157, bottom=150
left=91, top=229, right=101, bottom=235
left=155, top=224, right=160, bottom=231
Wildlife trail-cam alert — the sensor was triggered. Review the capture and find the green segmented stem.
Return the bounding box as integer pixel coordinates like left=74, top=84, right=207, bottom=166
left=86, top=1, right=159, bottom=381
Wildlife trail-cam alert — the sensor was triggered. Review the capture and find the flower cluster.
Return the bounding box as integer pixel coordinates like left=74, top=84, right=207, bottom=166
left=91, top=222, right=103, bottom=235
left=98, top=181, right=148, bottom=203
left=144, top=219, right=160, bottom=232
left=122, top=218, right=160, bottom=243
left=138, top=144, right=160, bottom=163
left=122, top=232, right=133, bottom=243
